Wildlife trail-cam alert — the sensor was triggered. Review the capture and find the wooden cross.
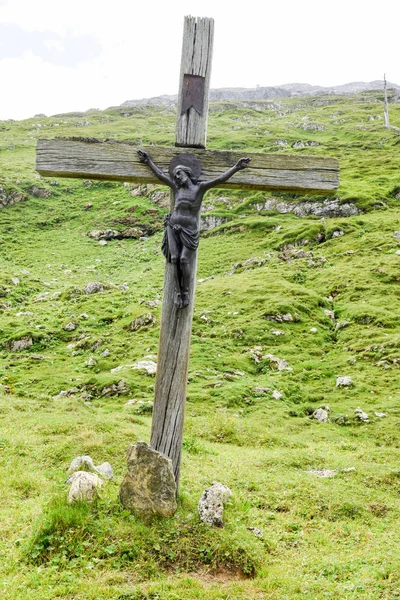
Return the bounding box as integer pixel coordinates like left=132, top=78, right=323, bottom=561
left=36, top=16, right=339, bottom=490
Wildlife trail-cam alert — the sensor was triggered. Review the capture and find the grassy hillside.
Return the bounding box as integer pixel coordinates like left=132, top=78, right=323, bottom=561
left=0, top=91, right=400, bottom=599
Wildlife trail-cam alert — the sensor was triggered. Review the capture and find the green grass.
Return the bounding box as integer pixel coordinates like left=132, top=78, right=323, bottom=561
left=0, top=92, right=400, bottom=598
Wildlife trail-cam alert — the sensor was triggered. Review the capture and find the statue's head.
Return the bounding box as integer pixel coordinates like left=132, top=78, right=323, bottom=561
left=173, top=165, right=197, bottom=186
left=169, top=153, right=202, bottom=186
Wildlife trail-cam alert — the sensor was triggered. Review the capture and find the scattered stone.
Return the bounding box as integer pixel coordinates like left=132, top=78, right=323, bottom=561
left=342, top=467, right=356, bottom=473
left=29, top=186, right=52, bottom=199
left=101, top=379, right=130, bottom=396
left=324, top=309, right=335, bottom=321
left=252, top=387, right=270, bottom=394
left=98, top=240, right=107, bottom=246
left=142, top=299, right=161, bottom=309
left=335, top=321, right=350, bottom=331
left=68, top=455, right=113, bottom=480
left=307, top=469, right=337, bottom=478
left=11, top=277, right=20, bottom=285
left=354, top=407, right=369, bottom=422
left=84, top=282, right=104, bottom=294
left=6, top=337, right=33, bottom=351
left=130, top=313, right=156, bottom=331
left=95, top=462, right=113, bottom=480
left=393, top=231, right=400, bottom=239
left=63, top=321, right=77, bottom=331
left=119, top=442, right=177, bottom=517
left=312, top=406, right=330, bottom=423
left=132, top=360, right=157, bottom=375
left=332, top=229, right=345, bottom=237
left=255, top=197, right=359, bottom=218
left=271, top=329, right=284, bottom=336
left=84, top=203, right=93, bottom=210
left=67, top=471, right=103, bottom=503
left=85, top=357, right=97, bottom=366
left=101, top=349, right=110, bottom=357
left=79, top=313, right=89, bottom=320
left=198, top=482, right=232, bottom=527
left=68, top=455, right=96, bottom=474
left=310, top=327, right=318, bottom=333
left=336, top=376, right=353, bottom=387
left=375, top=412, right=387, bottom=418
left=264, top=312, right=295, bottom=323
left=55, top=387, right=79, bottom=398
left=265, top=354, right=292, bottom=371
left=272, top=390, right=283, bottom=400
left=247, top=527, right=263, bottom=538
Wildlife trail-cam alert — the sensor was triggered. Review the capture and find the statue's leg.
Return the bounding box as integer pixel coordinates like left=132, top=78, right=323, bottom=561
left=167, top=227, right=183, bottom=306
left=180, top=246, right=195, bottom=308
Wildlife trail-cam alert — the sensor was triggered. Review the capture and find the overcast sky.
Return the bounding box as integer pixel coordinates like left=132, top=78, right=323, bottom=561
left=0, top=0, right=398, bottom=120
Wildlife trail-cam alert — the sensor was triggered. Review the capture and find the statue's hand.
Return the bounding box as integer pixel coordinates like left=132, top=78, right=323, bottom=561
left=138, top=149, right=150, bottom=164
left=236, top=157, right=251, bottom=170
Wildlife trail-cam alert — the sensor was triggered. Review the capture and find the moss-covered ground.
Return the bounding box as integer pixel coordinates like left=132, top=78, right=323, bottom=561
left=0, top=91, right=400, bottom=599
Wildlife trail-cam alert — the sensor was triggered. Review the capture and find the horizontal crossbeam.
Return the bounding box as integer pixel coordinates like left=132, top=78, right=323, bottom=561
left=36, top=137, right=339, bottom=195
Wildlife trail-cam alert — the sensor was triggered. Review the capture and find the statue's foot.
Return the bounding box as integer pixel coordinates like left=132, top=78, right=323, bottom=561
left=181, top=292, right=190, bottom=308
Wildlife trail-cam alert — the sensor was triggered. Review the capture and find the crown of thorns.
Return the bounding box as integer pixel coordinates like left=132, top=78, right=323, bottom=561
left=169, top=153, right=202, bottom=182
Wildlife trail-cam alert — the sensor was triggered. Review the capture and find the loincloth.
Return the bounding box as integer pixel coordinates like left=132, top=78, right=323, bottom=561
left=162, top=213, right=200, bottom=262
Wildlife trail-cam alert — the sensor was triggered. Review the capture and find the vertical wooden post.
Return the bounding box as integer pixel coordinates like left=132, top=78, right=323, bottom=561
left=384, top=73, right=390, bottom=129
left=175, top=16, right=214, bottom=149
left=150, top=16, right=214, bottom=490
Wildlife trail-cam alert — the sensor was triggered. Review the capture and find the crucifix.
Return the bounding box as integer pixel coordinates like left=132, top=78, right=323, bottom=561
left=36, top=16, right=339, bottom=492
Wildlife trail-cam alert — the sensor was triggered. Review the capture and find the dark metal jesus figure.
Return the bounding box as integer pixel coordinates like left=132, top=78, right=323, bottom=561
left=138, top=150, right=250, bottom=308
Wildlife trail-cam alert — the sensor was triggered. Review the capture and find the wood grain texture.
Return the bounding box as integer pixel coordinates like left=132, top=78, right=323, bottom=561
left=175, top=16, right=214, bottom=148
left=36, top=138, right=340, bottom=194
left=150, top=193, right=198, bottom=487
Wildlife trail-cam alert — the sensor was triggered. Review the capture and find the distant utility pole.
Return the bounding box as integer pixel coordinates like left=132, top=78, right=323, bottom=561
left=384, top=73, right=390, bottom=129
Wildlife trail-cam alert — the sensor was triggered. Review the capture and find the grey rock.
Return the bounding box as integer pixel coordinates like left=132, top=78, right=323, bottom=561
left=63, top=322, right=77, bottom=331
left=198, top=482, right=232, bottom=527
left=247, top=527, right=263, bottom=537
left=143, top=299, right=162, bottom=309
left=332, top=229, right=345, bottom=237
left=264, top=354, right=292, bottom=371
left=324, top=309, right=335, bottom=321
left=272, top=390, right=283, bottom=400
left=200, top=215, right=228, bottom=232
left=98, top=240, right=108, bottom=246
left=119, top=442, right=177, bottom=517
left=307, top=469, right=337, bottom=478
left=68, top=455, right=96, bottom=474
left=252, top=387, right=270, bottom=394
left=335, top=321, right=350, bottom=331
left=130, top=313, right=156, bottom=331
left=84, top=282, right=104, bottom=294
left=95, top=462, right=113, bottom=480
left=312, top=407, right=330, bottom=423
left=6, top=337, right=33, bottom=351
left=354, top=407, right=369, bottom=422
left=256, top=197, right=359, bottom=218
left=101, top=349, right=110, bottom=357
left=67, top=471, right=103, bottom=503
left=101, top=379, right=130, bottom=396
left=85, top=356, right=97, bottom=366
left=393, top=231, right=400, bottom=239
left=88, top=229, right=119, bottom=241
left=336, top=376, right=353, bottom=387
left=264, top=312, right=295, bottom=322
left=132, top=360, right=157, bottom=375
left=374, top=412, right=387, bottom=418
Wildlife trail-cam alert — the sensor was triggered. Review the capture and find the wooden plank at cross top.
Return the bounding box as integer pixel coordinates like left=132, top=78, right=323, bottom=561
left=36, top=138, right=339, bottom=194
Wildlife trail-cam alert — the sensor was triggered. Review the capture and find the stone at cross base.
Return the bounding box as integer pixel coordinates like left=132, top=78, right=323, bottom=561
left=119, top=442, right=177, bottom=517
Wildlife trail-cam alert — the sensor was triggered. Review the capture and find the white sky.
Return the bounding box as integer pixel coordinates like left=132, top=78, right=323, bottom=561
left=0, top=0, right=398, bottom=120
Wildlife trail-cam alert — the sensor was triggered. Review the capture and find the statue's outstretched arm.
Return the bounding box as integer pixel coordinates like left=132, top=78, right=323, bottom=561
left=199, top=157, right=251, bottom=191
left=138, top=150, right=173, bottom=188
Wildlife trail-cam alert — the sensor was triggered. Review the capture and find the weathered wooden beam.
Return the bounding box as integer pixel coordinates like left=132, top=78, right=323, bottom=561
left=175, top=16, right=214, bottom=148
left=36, top=138, right=339, bottom=194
